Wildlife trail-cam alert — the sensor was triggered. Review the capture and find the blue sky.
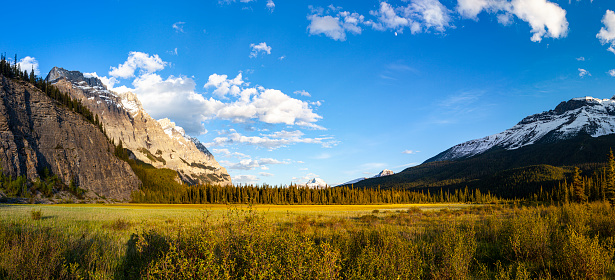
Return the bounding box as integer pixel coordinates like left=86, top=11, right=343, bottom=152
left=3, top=0, right=615, bottom=186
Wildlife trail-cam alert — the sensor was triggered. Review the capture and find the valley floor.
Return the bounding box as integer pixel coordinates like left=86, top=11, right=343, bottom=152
left=0, top=202, right=614, bottom=279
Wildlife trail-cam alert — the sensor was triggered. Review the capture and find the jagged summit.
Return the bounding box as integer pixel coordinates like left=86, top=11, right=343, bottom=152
left=46, top=67, right=105, bottom=88
left=426, top=96, right=615, bottom=163
left=47, top=67, right=230, bottom=185
left=373, top=169, right=394, bottom=178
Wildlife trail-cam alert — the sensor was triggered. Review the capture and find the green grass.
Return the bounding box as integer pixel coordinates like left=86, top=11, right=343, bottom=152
left=0, top=203, right=614, bottom=279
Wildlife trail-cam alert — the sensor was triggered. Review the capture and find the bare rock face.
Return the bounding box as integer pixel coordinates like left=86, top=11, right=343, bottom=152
left=0, top=75, right=139, bottom=201
left=47, top=67, right=232, bottom=185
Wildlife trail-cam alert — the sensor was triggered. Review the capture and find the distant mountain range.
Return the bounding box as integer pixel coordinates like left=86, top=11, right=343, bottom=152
left=338, top=169, right=395, bottom=186
left=353, top=96, right=615, bottom=197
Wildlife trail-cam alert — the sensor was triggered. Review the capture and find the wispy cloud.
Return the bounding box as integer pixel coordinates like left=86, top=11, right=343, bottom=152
left=207, top=129, right=337, bottom=150
left=172, top=22, right=185, bottom=33
left=250, top=42, right=272, bottom=58
left=578, top=68, right=591, bottom=77
left=402, top=150, right=420, bottom=154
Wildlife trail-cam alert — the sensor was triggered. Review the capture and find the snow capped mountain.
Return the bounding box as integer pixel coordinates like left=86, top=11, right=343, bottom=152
left=426, top=96, right=615, bottom=163
left=337, top=169, right=396, bottom=186
left=373, top=169, right=395, bottom=178
left=303, top=178, right=328, bottom=189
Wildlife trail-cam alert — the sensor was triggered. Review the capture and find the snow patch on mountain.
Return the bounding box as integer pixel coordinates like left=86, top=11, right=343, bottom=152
left=427, top=96, right=615, bottom=162
left=337, top=169, right=396, bottom=186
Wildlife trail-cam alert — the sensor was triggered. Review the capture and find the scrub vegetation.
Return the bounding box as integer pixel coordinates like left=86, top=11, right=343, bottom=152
left=1, top=202, right=614, bottom=279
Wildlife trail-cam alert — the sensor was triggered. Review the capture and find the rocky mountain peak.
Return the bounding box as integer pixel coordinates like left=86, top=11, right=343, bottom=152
left=47, top=67, right=231, bottom=186
left=46, top=67, right=104, bottom=88
left=373, top=169, right=395, bottom=178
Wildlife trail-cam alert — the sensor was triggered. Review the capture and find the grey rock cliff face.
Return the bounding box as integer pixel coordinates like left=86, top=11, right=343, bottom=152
left=46, top=67, right=231, bottom=186
left=0, top=75, right=139, bottom=201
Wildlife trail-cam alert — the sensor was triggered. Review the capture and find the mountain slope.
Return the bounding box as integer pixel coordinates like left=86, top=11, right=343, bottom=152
left=353, top=97, right=615, bottom=197
left=0, top=74, right=139, bottom=201
left=46, top=67, right=231, bottom=185
left=427, top=96, right=615, bottom=163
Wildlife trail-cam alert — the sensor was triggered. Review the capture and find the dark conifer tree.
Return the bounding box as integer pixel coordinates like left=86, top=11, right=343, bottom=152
left=572, top=167, right=586, bottom=203
left=607, top=149, right=615, bottom=206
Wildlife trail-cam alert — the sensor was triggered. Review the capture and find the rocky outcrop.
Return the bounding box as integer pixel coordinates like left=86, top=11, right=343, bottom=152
left=46, top=67, right=231, bottom=185
left=0, top=74, right=139, bottom=201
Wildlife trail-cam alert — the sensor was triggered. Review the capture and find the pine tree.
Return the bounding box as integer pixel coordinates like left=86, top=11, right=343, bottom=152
left=607, top=149, right=615, bottom=206
left=572, top=167, right=586, bottom=203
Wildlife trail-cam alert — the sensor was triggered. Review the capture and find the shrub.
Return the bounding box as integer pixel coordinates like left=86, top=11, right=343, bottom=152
left=554, top=227, right=613, bottom=279
left=30, top=209, right=41, bottom=221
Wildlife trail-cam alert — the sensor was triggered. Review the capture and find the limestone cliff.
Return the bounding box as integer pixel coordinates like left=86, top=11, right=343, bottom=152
left=0, top=74, right=139, bottom=201
left=46, top=67, right=231, bottom=185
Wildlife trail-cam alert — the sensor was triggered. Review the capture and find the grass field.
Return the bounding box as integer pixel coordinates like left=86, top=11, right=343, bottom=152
left=1, top=202, right=614, bottom=279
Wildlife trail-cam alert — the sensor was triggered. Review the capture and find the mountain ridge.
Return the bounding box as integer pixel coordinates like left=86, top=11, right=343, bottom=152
left=426, top=96, right=615, bottom=163
left=352, top=96, right=615, bottom=197
left=46, top=67, right=231, bottom=186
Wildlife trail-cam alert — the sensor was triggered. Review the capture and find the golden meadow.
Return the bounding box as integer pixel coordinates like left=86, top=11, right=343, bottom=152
left=1, top=202, right=614, bottom=279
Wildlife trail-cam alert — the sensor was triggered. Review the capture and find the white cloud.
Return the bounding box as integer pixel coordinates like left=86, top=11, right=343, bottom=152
left=576, top=57, right=585, bottom=61
left=249, top=42, right=272, bottom=58
left=259, top=172, right=274, bottom=177
left=101, top=52, right=327, bottom=139
left=307, top=6, right=364, bottom=41
left=212, top=148, right=231, bottom=156
left=203, top=73, right=324, bottom=128
left=294, top=90, right=311, bottom=97
left=266, top=0, right=275, bottom=12
left=512, top=0, right=568, bottom=42
left=223, top=157, right=289, bottom=170
left=207, top=129, right=336, bottom=150
left=368, top=2, right=409, bottom=31
left=402, top=150, right=420, bottom=154
left=233, top=175, right=259, bottom=184
left=109, top=51, right=166, bottom=79
left=17, top=56, right=40, bottom=76
left=457, top=0, right=568, bottom=42
left=598, top=10, right=615, bottom=52
left=367, top=0, right=451, bottom=34
left=225, top=159, right=260, bottom=170
left=308, top=15, right=346, bottom=41
left=84, top=72, right=119, bottom=91
left=609, top=69, right=615, bottom=77
left=404, top=0, right=452, bottom=33
left=578, top=68, right=590, bottom=77
left=278, top=55, right=286, bottom=60
left=172, top=22, right=185, bottom=33
left=204, top=73, right=244, bottom=98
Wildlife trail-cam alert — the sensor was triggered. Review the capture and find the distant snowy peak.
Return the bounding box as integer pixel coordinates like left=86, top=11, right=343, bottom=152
left=337, top=169, right=395, bottom=186
left=373, top=169, right=395, bottom=178
left=304, top=178, right=328, bottom=189
left=426, top=96, right=615, bottom=163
